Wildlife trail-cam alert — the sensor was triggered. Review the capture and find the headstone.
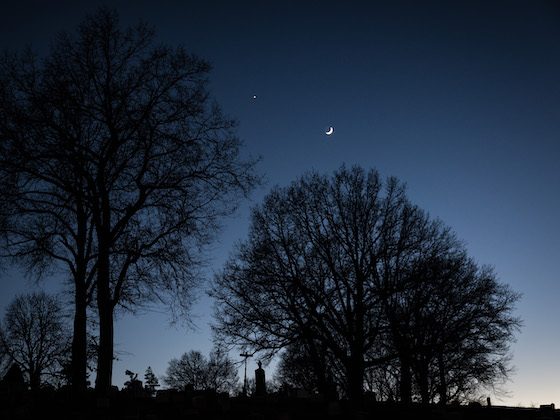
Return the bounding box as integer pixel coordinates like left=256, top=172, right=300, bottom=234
left=538, top=404, right=555, bottom=420
left=254, top=361, right=266, bottom=396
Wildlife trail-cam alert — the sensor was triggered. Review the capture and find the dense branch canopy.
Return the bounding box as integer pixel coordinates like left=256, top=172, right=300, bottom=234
left=0, top=8, right=260, bottom=316
left=212, top=166, right=520, bottom=400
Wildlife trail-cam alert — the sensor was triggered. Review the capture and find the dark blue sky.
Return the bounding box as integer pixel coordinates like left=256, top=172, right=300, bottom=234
left=1, top=0, right=559, bottom=405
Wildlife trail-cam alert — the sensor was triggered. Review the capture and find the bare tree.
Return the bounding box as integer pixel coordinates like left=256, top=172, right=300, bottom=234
left=417, top=262, right=519, bottom=404
left=0, top=292, right=71, bottom=391
left=164, top=349, right=238, bottom=394
left=0, top=59, right=98, bottom=393
left=212, top=166, right=520, bottom=401
left=378, top=248, right=521, bottom=404
left=212, top=166, right=418, bottom=399
left=273, top=255, right=520, bottom=404
left=0, top=8, right=258, bottom=394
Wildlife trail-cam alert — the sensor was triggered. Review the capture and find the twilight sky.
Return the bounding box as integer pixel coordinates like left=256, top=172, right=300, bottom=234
left=1, top=0, right=560, bottom=406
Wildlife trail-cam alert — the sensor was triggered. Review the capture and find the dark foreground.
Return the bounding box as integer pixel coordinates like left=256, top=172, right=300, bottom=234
left=1, top=389, right=557, bottom=420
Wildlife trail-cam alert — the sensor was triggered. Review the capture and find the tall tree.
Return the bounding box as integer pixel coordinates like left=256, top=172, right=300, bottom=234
left=213, top=166, right=417, bottom=399
left=412, top=259, right=519, bottom=404
left=0, top=53, right=98, bottom=393
left=0, top=8, right=258, bottom=395
left=212, top=166, right=520, bottom=401
left=0, top=292, right=71, bottom=391
left=377, top=246, right=520, bottom=404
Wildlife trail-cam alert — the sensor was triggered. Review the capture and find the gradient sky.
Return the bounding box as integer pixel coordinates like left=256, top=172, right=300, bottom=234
left=1, top=0, right=559, bottom=406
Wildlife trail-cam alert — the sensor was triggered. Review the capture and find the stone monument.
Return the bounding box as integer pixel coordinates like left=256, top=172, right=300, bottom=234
left=255, top=361, right=266, bottom=396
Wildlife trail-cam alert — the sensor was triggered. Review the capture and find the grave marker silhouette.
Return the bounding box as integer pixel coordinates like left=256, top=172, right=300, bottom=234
left=254, top=361, right=266, bottom=396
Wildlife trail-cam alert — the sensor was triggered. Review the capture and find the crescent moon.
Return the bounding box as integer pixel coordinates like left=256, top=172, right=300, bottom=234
left=326, top=126, right=334, bottom=135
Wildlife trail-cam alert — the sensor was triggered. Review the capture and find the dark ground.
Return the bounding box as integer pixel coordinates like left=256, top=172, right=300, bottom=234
left=0, top=388, right=558, bottom=420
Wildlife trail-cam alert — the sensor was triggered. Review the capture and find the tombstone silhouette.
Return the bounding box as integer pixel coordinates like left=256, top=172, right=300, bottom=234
left=254, top=361, right=266, bottom=396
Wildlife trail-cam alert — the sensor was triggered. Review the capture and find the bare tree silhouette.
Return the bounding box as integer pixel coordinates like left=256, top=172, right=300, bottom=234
left=212, top=166, right=520, bottom=401
left=0, top=68, right=98, bottom=393
left=0, top=7, right=259, bottom=395
left=0, top=292, right=70, bottom=391
left=381, top=251, right=520, bottom=403
left=164, top=349, right=238, bottom=394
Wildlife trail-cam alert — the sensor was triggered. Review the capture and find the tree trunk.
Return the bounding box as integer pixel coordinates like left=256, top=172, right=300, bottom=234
left=347, top=277, right=365, bottom=402
left=71, top=196, right=91, bottom=395
left=95, top=238, right=113, bottom=395
left=94, top=178, right=115, bottom=396
left=29, top=368, right=41, bottom=392
left=95, top=285, right=113, bottom=394
left=308, top=342, right=330, bottom=397
left=399, top=355, right=412, bottom=404
left=71, top=285, right=88, bottom=394
left=437, top=353, right=447, bottom=405
left=347, top=352, right=364, bottom=401
left=417, top=359, right=430, bottom=404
